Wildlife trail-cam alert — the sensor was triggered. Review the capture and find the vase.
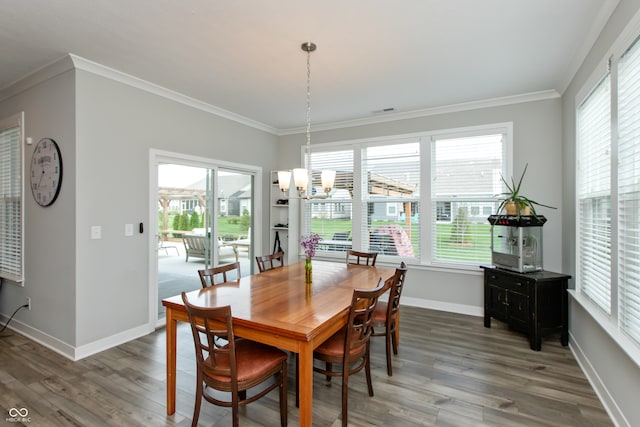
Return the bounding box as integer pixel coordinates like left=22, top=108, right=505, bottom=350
left=505, top=201, right=518, bottom=215
left=305, top=257, right=312, bottom=284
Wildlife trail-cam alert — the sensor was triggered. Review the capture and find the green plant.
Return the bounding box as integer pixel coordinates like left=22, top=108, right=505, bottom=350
left=497, top=163, right=556, bottom=216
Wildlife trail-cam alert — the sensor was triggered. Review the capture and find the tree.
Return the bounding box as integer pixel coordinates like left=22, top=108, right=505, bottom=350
left=179, top=212, right=190, bottom=230
left=450, top=207, right=471, bottom=244
left=172, top=213, right=180, bottom=231
left=190, top=211, right=200, bottom=229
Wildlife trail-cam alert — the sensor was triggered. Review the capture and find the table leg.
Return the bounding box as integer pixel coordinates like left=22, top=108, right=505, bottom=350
left=298, top=343, right=313, bottom=427
left=166, top=308, right=177, bottom=415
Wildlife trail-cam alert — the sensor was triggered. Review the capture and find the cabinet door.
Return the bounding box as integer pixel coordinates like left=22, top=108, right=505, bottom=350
left=487, top=284, right=508, bottom=321
left=508, top=291, right=529, bottom=331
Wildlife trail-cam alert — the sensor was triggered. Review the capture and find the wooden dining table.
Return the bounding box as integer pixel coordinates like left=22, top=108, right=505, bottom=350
left=162, top=259, right=395, bottom=426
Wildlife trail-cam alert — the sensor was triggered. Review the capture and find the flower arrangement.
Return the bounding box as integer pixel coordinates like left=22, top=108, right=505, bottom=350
left=300, top=232, right=321, bottom=259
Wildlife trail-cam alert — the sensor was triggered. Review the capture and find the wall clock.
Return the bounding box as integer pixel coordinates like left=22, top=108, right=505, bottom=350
left=30, top=137, right=63, bottom=207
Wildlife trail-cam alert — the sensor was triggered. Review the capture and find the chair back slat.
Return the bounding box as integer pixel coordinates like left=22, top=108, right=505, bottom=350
left=346, top=249, right=378, bottom=266
left=256, top=251, right=285, bottom=272
left=198, top=262, right=241, bottom=287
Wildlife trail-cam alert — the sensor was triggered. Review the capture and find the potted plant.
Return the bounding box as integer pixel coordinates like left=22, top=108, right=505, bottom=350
left=496, top=163, right=556, bottom=216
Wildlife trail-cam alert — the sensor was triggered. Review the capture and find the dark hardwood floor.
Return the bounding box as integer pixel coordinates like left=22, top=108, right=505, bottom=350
left=0, top=306, right=612, bottom=426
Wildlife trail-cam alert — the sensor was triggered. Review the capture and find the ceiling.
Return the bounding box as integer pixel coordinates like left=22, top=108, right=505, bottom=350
left=0, top=0, right=617, bottom=133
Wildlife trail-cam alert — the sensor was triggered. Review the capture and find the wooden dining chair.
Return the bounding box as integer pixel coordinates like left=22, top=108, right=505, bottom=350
left=346, top=249, right=378, bottom=266
left=181, top=292, right=288, bottom=427
left=198, top=262, right=241, bottom=288
left=307, top=278, right=387, bottom=426
left=255, top=251, right=285, bottom=272
left=371, top=261, right=408, bottom=376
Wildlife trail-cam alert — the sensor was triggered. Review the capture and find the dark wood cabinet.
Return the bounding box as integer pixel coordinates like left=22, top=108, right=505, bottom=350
left=482, top=266, right=570, bottom=351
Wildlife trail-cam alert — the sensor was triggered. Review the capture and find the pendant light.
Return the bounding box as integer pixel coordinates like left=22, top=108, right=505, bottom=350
left=277, top=42, right=335, bottom=198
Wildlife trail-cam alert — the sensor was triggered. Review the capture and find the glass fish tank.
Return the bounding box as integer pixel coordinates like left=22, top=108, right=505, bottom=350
left=488, top=215, right=546, bottom=273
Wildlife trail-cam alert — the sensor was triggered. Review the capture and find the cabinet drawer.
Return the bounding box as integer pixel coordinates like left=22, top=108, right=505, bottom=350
left=485, top=271, right=531, bottom=294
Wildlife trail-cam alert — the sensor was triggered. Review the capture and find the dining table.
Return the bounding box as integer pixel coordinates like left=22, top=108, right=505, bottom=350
left=162, top=259, right=395, bottom=426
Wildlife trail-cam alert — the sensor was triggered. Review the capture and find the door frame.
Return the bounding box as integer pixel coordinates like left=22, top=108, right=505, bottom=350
left=149, top=149, right=262, bottom=327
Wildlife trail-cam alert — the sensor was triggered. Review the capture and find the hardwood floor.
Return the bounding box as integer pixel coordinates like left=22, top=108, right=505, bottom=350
left=0, top=306, right=612, bottom=426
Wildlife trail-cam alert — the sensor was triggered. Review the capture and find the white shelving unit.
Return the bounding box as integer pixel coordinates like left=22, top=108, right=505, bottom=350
left=269, top=171, right=299, bottom=264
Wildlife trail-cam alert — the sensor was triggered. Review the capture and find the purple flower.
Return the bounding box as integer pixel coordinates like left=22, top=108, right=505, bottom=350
left=300, top=233, right=321, bottom=258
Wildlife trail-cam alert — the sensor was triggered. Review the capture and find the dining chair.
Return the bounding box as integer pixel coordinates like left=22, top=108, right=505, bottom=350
left=345, top=249, right=378, bottom=266
left=198, top=262, right=241, bottom=288
left=181, top=292, right=288, bottom=427
left=255, top=251, right=285, bottom=272
left=307, top=278, right=387, bottom=427
left=371, top=261, right=408, bottom=376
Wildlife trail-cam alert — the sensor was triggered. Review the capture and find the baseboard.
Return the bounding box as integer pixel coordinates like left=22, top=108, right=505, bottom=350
left=569, top=332, right=629, bottom=427
left=1, top=314, right=155, bottom=361
left=1, top=315, right=76, bottom=360
left=73, top=323, right=155, bottom=361
left=401, top=296, right=483, bottom=317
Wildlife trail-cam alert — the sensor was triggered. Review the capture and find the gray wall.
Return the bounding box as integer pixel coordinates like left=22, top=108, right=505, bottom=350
left=562, top=0, right=640, bottom=425
left=0, top=61, right=77, bottom=348
left=278, top=98, right=564, bottom=313
left=0, top=56, right=280, bottom=355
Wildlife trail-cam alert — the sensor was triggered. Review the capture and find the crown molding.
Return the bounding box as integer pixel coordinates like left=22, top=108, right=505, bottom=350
left=277, top=89, right=561, bottom=136
left=2, top=53, right=562, bottom=138
left=68, top=54, right=278, bottom=135
left=0, top=55, right=75, bottom=103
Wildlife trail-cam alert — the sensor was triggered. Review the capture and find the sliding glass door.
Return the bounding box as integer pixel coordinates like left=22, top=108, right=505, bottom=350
left=155, top=162, right=255, bottom=322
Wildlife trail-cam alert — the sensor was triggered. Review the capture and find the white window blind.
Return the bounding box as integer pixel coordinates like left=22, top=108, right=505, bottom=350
left=577, top=74, right=612, bottom=314
left=431, top=133, right=504, bottom=265
left=303, top=149, right=354, bottom=252
left=0, top=113, right=24, bottom=283
left=361, top=141, right=420, bottom=257
left=618, top=36, right=640, bottom=342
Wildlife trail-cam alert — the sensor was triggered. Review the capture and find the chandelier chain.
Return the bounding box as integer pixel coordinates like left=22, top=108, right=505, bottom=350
left=306, top=47, right=312, bottom=179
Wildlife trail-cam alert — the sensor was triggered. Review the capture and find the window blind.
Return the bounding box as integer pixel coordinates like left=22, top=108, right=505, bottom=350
left=0, top=113, right=24, bottom=283
left=431, top=133, right=504, bottom=264
left=361, top=141, right=420, bottom=258
left=618, top=36, right=640, bottom=342
left=577, top=74, right=612, bottom=314
left=303, top=149, right=354, bottom=250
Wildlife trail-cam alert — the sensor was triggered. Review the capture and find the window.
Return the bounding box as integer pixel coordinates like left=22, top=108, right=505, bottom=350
left=303, top=149, right=353, bottom=253
left=301, top=125, right=510, bottom=266
left=618, top=36, right=640, bottom=343
left=431, top=133, right=505, bottom=265
left=576, top=32, right=640, bottom=349
left=577, top=74, right=612, bottom=314
left=0, top=113, right=24, bottom=283
left=362, top=141, right=420, bottom=257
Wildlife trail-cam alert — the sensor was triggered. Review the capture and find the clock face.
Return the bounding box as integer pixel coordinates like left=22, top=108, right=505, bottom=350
left=30, top=138, right=63, bottom=207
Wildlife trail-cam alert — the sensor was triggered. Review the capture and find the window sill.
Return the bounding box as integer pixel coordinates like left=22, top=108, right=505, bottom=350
left=568, top=290, right=640, bottom=369
left=314, top=253, right=483, bottom=276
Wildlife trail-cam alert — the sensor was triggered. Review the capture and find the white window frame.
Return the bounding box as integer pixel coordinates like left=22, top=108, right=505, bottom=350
left=573, top=13, right=640, bottom=365
left=0, top=112, right=25, bottom=284
left=300, top=123, right=512, bottom=269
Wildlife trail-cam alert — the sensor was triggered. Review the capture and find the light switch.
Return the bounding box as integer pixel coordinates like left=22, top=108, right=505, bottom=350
left=91, top=225, right=102, bottom=240
left=125, top=223, right=134, bottom=236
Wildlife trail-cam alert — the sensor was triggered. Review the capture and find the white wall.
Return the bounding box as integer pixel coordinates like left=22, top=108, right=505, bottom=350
left=278, top=97, right=564, bottom=314
left=562, top=0, right=640, bottom=425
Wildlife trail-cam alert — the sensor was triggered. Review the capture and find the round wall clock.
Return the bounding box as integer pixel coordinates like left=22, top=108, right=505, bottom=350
left=30, top=137, right=63, bottom=207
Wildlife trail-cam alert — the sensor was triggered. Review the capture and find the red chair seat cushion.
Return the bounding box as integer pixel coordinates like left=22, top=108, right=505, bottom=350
left=372, top=301, right=388, bottom=324
left=204, top=340, right=287, bottom=383
left=314, top=328, right=365, bottom=358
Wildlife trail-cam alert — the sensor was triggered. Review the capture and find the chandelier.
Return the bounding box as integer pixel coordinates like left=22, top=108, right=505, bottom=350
left=277, top=42, right=335, bottom=198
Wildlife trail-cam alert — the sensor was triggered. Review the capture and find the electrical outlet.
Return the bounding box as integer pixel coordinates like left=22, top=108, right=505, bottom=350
left=26, top=297, right=31, bottom=310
